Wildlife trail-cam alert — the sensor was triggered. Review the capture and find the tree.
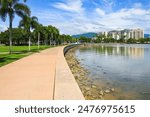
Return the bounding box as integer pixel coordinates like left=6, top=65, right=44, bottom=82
left=127, top=38, right=136, bottom=44
left=138, top=38, right=145, bottom=44
left=0, top=28, right=28, bottom=45
left=79, top=36, right=91, bottom=43
left=19, top=15, right=38, bottom=51
left=11, top=28, right=26, bottom=45
left=46, top=25, right=54, bottom=46
left=46, top=25, right=59, bottom=45
left=0, top=0, right=30, bottom=54
left=96, top=34, right=104, bottom=43
left=42, top=26, right=49, bottom=45
left=0, top=30, right=9, bottom=45
left=51, top=26, right=59, bottom=45
left=33, top=24, right=44, bottom=49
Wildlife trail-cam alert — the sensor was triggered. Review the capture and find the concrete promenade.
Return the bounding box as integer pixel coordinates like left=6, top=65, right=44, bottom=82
left=0, top=46, right=84, bottom=100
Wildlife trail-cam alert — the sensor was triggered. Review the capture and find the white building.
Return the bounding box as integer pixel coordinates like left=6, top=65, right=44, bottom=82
left=130, top=29, right=144, bottom=39
left=106, top=28, right=144, bottom=40
left=98, top=31, right=108, bottom=37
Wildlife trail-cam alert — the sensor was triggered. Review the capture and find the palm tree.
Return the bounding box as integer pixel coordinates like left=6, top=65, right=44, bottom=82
left=34, top=24, right=44, bottom=49
left=52, top=26, right=59, bottom=45
left=47, top=25, right=59, bottom=45
left=0, top=0, right=30, bottom=54
left=46, top=25, right=54, bottom=46
left=19, top=15, right=38, bottom=51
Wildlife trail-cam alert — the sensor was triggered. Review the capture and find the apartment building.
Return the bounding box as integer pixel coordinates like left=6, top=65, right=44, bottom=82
left=99, top=28, right=144, bottom=40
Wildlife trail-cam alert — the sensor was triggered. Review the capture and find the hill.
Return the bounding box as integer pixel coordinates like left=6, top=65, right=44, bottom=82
left=72, top=32, right=97, bottom=38
left=144, top=34, right=150, bottom=38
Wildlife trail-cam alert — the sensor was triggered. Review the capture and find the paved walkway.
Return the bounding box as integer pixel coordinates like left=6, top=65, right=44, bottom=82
left=0, top=46, right=84, bottom=100
left=0, top=47, right=60, bottom=100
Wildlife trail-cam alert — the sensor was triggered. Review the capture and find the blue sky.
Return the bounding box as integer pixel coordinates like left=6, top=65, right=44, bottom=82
left=0, top=0, right=150, bottom=34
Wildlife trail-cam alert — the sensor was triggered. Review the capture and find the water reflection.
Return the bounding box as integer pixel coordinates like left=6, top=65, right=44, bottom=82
left=92, top=45, right=144, bottom=59
left=75, top=44, right=150, bottom=100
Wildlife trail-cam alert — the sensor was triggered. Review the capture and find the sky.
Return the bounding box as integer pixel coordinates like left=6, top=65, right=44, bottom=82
left=0, top=0, right=150, bottom=35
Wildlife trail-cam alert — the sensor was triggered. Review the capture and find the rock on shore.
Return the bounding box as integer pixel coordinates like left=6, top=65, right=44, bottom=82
left=65, top=46, right=115, bottom=100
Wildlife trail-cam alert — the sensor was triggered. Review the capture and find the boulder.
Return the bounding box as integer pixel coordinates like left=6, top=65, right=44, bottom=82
left=105, top=89, right=111, bottom=93
left=111, top=88, right=115, bottom=92
left=99, top=90, right=104, bottom=96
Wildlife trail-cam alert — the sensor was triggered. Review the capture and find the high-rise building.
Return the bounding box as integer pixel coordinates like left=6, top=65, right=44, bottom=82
left=98, top=31, right=108, bottom=37
left=99, top=28, right=144, bottom=40
left=108, top=30, right=122, bottom=40
left=130, top=29, right=144, bottom=39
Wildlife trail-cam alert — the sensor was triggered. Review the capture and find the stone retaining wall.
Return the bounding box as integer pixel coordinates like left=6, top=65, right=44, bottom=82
left=64, top=44, right=81, bottom=55
left=54, top=45, right=84, bottom=100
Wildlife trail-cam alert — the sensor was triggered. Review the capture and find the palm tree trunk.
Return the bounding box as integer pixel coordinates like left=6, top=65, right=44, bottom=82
left=38, top=32, right=40, bottom=49
left=29, top=36, right=31, bottom=51
left=50, top=33, right=53, bottom=46
left=49, top=38, right=51, bottom=46
left=9, top=16, right=13, bottom=54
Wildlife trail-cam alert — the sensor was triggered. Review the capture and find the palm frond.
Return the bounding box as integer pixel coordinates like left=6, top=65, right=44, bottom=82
left=12, top=0, right=19, bottom=5
left=7, top=7, right=15, bottom=20
left=22, top=0, right=27, bottom=2
left=19, top=20, right=24, bottom=27
left=32, top=16, right=38, bottom=21
left=31, top=20, right=38, bottom=29
left=1, top=0, right=9, bottom=9
left=0, top=8, right=7, bottom=21
left=15, top=10, right=25, bottom=18
left=14, top=3, right=31, bottom=16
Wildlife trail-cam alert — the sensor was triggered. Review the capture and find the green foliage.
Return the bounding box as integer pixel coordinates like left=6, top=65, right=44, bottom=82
left=0, top=0, right=31, bottom=22
left=19, top=15, right=38, bottom=36
left=118, top=38, right=125, bottom=43
left=0, top=31, right=9, bottom=44
left=126, top=38, right=136, bottom=44
left=126, top=38, right=150, bottom=44
left=79, top=36, right=91, bottom=43
left=0, top=0, right=31, bottom=53
left=94, top=34, right=116, bottom=43
left=0, top=28, right=27, bottom=45
left=138, top=38, right=145, bottom=44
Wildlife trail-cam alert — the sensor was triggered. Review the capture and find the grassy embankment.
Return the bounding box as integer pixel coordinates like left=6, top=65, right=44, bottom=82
left=0, top=45, right=52, bottom=67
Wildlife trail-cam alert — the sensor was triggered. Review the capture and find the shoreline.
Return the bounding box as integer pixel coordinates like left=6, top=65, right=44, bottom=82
left=65, top=45, right=115, bottom=100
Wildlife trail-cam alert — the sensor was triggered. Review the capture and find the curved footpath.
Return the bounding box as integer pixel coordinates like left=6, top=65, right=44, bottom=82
left=0, top=46, right=84, bottom=100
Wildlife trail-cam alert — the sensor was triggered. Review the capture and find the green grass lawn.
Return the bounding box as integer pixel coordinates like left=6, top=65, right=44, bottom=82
left=0, top=45, right=52, bottom=67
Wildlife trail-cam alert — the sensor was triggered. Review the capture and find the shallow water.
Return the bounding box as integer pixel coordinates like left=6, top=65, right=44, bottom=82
left=74, top=44, right=150, bottom=100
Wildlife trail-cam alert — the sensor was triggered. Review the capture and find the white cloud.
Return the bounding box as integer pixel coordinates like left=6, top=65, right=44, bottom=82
left=96, top=8, right=105, bottom=16
left=102, top=0, right=115, bottom=12
left=0, top=25, right=7, bottom=32
left=133, top=3, right=142, bottom=8
left=33, top=5, right=150, bottom=35
left=96, top=7, right=150, bottom=32
left=130, top=8, right=147, bottom=15
left=52, top=0, right=84, bottom=13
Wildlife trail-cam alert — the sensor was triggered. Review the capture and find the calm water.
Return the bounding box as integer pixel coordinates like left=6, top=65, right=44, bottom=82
left=75, top=44, right=150, bottom=100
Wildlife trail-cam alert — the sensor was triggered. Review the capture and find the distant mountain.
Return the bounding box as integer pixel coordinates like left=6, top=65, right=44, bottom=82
left=72, top=32, right=97, bottom=38
left=144, top=34, right=150, bottom=38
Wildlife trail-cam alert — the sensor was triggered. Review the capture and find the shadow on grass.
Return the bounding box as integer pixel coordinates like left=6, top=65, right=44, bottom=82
left=0, top=47, right=51, bottom=67
left=0, top=57, right=19, bottom=62
left=0, top=52, right=31, bottom=66
left=12, top=50, right=39, bottom=53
